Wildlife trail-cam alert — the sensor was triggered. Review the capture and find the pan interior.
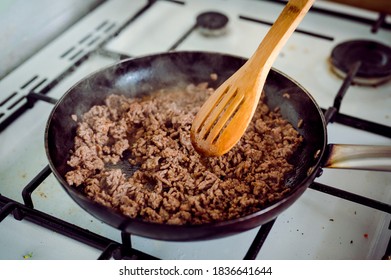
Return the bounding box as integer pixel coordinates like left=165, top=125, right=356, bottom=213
left=45, top=51, right=326, bottom=240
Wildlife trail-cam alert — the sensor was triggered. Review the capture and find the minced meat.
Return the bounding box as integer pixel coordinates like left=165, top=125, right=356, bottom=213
left=65, top=82, right=303, bottom=225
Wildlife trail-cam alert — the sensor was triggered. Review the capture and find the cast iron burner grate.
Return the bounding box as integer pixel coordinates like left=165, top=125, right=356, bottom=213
left=329, top=40, right=391, bottom=86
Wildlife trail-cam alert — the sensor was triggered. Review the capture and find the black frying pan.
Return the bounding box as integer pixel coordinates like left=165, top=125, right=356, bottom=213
left=45, top=51, right=390, bottom=241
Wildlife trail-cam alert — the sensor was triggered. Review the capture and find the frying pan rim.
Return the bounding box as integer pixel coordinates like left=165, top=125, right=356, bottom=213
left=44, top=50, right=327, bottom=238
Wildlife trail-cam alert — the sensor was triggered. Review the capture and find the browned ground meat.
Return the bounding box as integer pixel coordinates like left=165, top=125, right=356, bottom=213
left=65, top=82, right=303, bottom=225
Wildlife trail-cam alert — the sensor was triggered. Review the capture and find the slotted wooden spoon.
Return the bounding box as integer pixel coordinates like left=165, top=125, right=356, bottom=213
left=190, top=0, right=314, bottom=156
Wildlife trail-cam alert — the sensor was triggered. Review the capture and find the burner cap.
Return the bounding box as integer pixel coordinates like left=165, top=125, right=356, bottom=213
left=330, top=40, right=391, bottom=85
left=196, top=11, right=229, bottom=36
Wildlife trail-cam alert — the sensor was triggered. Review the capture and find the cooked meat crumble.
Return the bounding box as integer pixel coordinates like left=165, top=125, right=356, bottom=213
left=65, top=82, right=303, bottom=225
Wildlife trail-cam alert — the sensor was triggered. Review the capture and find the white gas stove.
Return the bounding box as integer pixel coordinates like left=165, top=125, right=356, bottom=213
left=0, top=0, right=390, bottom=260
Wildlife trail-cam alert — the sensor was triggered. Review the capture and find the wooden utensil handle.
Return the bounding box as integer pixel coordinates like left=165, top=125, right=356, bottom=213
left=250, top=0, right=314, bottom=68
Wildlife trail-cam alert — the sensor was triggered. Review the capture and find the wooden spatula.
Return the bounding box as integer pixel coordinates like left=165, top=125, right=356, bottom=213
left=190, top=0, right=314, bottom=156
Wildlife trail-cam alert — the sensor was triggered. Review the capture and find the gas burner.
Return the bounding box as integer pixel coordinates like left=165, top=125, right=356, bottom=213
left=329, top=40, right=391, bottom=86
left=196, top=11, right=229, bottom=37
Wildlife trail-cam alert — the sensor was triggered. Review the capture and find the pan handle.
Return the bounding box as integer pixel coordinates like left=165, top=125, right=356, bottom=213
left=323, top=144, right=391, bottom=172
